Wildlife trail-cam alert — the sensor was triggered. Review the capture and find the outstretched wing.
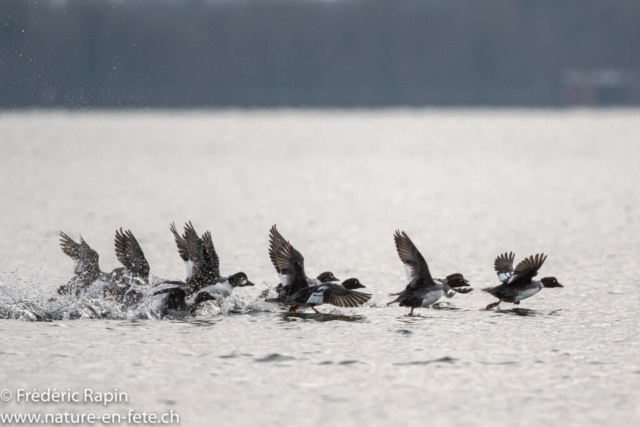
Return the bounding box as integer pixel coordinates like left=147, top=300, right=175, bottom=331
left=60, top=232, right=101, bottom=281
left=170, top=223, right=189, bottom=262
left=394, top=230, right=434, bottom=285
left=60, top=232, right=80, bottom=259
left=268, top=225, right=288, bottom=273
left=183, top=221, right=215, bottom=286
left=288, top=284, right=371, bottom=308
left=503, top=253, right=548, bottom=286
left=275, top=237, right=308, bottom=293
left=201, top=231, right=220, bottom=282
left=322, top=284, right=371, bottom=307
left=114, top=228, right=150, bottom=281
left=514, top=254, right=547, bottom=277
left=494, top=252, right=515, bottom=282
left=269, top=225, right=307, bottom=289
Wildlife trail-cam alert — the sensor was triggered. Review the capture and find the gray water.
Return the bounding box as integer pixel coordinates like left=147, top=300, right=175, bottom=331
left=0, top=110, right=638, bottom=426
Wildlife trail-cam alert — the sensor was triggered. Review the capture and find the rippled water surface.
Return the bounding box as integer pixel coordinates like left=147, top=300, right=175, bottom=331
left=1, top=110, right=639, bottom=426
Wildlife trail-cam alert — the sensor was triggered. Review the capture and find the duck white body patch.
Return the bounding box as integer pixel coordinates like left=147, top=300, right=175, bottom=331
left=306, top=286, right=327, bottom=305
left=185, top=260, right=194, bottom=280
left=498, top=272, right=512, bottom=282
left=421, top=289, right=445, bottom=307
left=514, top=285, right=542, bottom=302
left=200, top=280, right=233, bottom=297
left=278, top=273, right=288, bottom=287
left=404, top=265, right=413, bottom=283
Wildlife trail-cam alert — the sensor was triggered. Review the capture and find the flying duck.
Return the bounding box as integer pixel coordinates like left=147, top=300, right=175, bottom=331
left=388, top=230, right=472, bottom=316
left=58, top=232, right=110, bottom=296
left=483, top=252, right=563, bottom=309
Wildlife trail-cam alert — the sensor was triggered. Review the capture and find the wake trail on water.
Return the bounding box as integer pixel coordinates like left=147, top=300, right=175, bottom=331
left=0, top=276, right=282, bottom=322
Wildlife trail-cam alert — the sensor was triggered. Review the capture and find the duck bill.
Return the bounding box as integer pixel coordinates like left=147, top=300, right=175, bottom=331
left=240, top=281, right=255, bottom=287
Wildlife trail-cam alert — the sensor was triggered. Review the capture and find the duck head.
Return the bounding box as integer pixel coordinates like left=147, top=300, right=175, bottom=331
left=342, top=278, right=366, bottom=289
left=229, top=272, right=255, bottom=287
left=317, top=271, right=340, bottom=283
left=542, top=277, right=563, bottom=288
left=445, top=273, right=470, bottom=288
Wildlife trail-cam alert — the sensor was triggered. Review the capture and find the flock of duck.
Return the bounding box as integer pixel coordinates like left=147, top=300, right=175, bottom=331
left=56, top=222, right=564, bottom=317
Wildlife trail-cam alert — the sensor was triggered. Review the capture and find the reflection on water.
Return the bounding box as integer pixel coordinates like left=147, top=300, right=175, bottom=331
left=279, top=312, right=367, bottom=323
left=489, top=308, right=563, bottom=317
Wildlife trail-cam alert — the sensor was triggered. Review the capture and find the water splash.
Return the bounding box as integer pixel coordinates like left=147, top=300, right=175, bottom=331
left=0, top=275, right=277, bottom=322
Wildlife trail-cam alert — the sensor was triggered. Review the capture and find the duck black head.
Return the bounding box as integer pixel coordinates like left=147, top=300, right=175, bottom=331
left=317, top=271, right=339, bottom=283
left=342, top=278, right=365, bottom=289
left=542, top=277, right=563, bottom=288
left=229, top=272, right=254, bottom=287
left=446, top=273, right=470, bottom=288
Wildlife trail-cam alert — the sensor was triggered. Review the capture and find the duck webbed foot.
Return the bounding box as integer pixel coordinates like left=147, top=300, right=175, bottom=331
left=486, top=299, right=503, bottom=309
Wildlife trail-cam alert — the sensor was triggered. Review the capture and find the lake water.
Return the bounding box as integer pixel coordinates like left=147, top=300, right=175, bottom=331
left=0, top=110, right=639, bottom=426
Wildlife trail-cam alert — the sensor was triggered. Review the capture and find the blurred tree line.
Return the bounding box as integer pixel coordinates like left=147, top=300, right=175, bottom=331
left=1, top=0, right=639, bottom=108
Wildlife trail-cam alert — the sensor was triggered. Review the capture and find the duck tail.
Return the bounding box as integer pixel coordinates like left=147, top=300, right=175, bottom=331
left=387, top=292, right=405, bottom=306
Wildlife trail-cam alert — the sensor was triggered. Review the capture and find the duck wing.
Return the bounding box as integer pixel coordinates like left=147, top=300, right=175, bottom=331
left=494, top=252, right=515, bottom=283
left=114, top=228, right=150, bottom=282
left=270, top=225, right=307, bottom=289
left=268, top=225, right=288, bottom=274
left=59, top=232, right=101, bottom=282
left=322, top=284, right=371, bottom=307
left=506, top=253, right=547, bottom=286
left=60, top=232, right=80, bottom=259
left=170, top=222, right=189, bottom=262
left=273, top=234, right=308, bottom=294
left=393, top=230, right=435, bottom=286
left=183, top=221, right=215, bottom=288
left=289, top=283, right=371, bottom=308
left=201, top=231, right=221, bottom=282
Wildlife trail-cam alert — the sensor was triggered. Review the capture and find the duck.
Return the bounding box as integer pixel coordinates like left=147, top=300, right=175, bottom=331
left=154, top=222, right=254, bottom=312
left=286, top=278, right=371, bottom=314
left=58, top=232, right=110, bottom=296
left=110, top=228, right=151, bottom=305
left=483, top=252, right=563, bottom=309
left=58, top=230, right=150, bottom=305
left=151, top=284, right=219, bottom=317
left=264, top=225, right=340, bottom=305
left=387, top=230, right=472, bottom=316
